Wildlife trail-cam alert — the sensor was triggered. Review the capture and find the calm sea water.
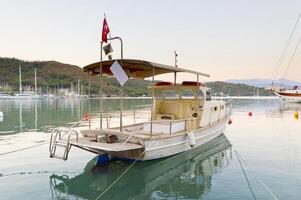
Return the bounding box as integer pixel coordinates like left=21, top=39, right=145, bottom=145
left=0, top=98, right=300, bottom=200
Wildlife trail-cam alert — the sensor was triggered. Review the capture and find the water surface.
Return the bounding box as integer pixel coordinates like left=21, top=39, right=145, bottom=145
left=0, top=98, right=300, bottom=200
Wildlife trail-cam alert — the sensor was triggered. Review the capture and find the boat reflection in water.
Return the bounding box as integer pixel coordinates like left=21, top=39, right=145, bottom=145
left=268, top=101, right=301, bottom=118
left=49, top=134, right=232, bottom=200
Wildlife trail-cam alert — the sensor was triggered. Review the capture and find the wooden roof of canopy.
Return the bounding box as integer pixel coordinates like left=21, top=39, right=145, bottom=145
left=83, top=59, right=210, bottom=79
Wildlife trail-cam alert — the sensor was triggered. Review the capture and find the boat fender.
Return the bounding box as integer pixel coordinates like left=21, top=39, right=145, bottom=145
left=83, top=112, right=89, bottom=121
left=294, top=111, right=299, bottom=120
left=187, top=132, right=196, bottom=147
left=96, top=154, right=110, bottom=166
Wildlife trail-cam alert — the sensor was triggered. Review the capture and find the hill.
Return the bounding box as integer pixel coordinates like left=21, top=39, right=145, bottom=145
left=207, top=81, right=272, bottom=96
left=0, top=57, right=273, bottom=97
left=0, top=57, right=150, bottom=96
left=226, top=78, right=301, bottom=88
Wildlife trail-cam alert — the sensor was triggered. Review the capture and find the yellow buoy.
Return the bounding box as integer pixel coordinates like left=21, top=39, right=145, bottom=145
left=294, top=111, right=299, bottom=120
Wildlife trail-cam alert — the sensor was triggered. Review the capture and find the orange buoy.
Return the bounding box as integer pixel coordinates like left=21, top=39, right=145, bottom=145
left=228, top=118, right=232, bottom=125
left=84, top=112, right=89, bottom=121
left=248, top=112, right=252, bottom=117
left=294, top=111, right=299, bottom=120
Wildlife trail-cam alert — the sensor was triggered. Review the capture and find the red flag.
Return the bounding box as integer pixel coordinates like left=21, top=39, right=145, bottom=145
left=102, top=18, right=110, bottom=43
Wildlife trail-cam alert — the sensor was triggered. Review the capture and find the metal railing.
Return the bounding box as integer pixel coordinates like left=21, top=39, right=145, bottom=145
left=145, top=118, right=198, bottom=137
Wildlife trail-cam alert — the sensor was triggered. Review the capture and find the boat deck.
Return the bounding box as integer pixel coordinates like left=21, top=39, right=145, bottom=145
left=62, top=137, right=143, bottom=152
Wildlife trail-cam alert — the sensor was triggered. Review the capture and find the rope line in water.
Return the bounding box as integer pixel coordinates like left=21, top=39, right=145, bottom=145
left=0, top=116, right=87, bottom=156
left=236, top=151, right=279, bottom=200
left=234, top=150, right=257, bottom=200
left=95, top=134, right=161, bottom=200
left=0, top=140, right=49, bottom=156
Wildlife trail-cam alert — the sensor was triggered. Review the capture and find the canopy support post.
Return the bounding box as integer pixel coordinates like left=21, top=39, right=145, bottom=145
left=151, top=67, right=155, bottom=121
left=119, top=38, right=124, bottom=133
left=100, top=42, right=104, bottom=130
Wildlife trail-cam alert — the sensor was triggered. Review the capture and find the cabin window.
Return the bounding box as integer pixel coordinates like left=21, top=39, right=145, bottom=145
left=206, top=90, right=211, bottom=100
left=182, top=90, right=194, bottom=99
left=164, top=90, right=178, bottom=99
left=198, top=90, right=204, bottom=98
left=155, top=90, right=163, bottom=99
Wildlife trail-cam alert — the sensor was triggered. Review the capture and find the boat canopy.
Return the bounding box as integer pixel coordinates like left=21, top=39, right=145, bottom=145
left=83, top=59, right=210, bottom=79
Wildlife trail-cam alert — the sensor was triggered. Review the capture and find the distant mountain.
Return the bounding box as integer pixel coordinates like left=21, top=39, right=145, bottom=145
left=226, top=78, right=301, bottom=88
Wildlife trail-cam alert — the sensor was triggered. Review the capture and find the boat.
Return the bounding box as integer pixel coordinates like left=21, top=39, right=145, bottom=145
left=49, top=37, right=232, bottom=162
left=49, top=62, right=232, bottom=162
left=2, top=66, right=44, bottom=100
left=0, top=92, right=11, bottom=99
left=273, top=86, right=301, bottom=103
left=49, top=134, right=232, bottom=200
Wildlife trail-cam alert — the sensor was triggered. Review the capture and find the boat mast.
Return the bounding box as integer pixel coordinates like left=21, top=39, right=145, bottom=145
left=34, top=68, right=37, bottom=95
left=19, top=65, right=22, bottom=94
left=174, top=51, right=178, bottom=84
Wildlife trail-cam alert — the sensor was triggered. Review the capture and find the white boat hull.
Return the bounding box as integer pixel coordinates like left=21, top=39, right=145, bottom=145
left=142, top=121, right=226, bottom=160
left=1, top=94, right=44, bottom=100
left=274, top=91, right=301, bottom=103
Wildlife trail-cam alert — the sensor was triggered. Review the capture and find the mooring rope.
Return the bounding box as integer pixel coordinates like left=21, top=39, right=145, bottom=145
left=234, top=150, right=257, bottom=200
left=236, top=151, right=279, bottom=200
left=95, top=134, right=161, bottom=200
left=0, top=140, right=49, bottom=156
left=0, top=116, right=87, bottom=156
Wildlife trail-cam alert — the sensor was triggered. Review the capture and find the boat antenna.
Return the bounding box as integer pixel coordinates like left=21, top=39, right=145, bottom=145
left=174, top=50, right=178, bottom=84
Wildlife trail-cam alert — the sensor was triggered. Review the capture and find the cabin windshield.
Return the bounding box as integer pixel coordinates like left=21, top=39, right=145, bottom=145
left=164, top=90, right=178, bottom=99
left=181, top=89, right=194, bottom=99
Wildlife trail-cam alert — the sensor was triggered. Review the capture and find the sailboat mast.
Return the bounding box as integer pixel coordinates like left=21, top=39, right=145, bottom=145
left=19, top=65, right=22, bottom=93
left=34, top=68, right=37, bottom=94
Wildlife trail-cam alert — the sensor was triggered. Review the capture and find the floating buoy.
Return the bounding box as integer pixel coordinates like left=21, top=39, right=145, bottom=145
left=248, top=112, right=252, bottom=117
left=228, top=118, right=232, bottom=125
left=84, top=112, right=89, bottom=121
left=294, top=111, right=299, bottom=120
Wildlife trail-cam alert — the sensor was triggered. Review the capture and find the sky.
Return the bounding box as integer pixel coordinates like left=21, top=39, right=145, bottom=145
left=1, top=0, right=301, bottom=82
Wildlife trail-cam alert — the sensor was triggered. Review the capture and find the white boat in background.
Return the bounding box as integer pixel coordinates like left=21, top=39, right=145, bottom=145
left=2, top=66, right=44, bottom=100
left=0, top=92, right=11, bottom=99
left=49, top=37, right=232, bottom=163
left=273, top=86, right=301, bottom=103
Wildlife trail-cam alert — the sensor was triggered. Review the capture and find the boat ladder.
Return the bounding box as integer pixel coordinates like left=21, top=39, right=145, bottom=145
left=49, top=128, right=78, bottom=160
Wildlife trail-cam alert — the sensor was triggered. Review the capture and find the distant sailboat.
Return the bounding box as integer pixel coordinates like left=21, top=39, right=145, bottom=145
left=268, top=14, right=301, bottom=103
left=3, top=66, right=44, bottom=99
